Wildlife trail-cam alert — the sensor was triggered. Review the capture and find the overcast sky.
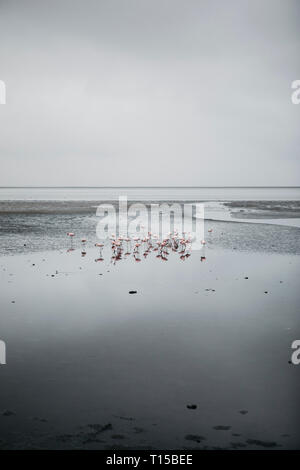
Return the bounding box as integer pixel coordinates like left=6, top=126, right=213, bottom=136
left=0, top=0, right=299, bottom=186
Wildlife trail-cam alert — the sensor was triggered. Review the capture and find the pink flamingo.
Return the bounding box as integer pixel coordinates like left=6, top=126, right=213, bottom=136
left=81, top=238, right=87, bottom=256
left=67, top=232, right=75, bottom=250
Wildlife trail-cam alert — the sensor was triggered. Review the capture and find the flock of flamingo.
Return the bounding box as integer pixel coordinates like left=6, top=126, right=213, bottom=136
left=66, top=230, right=211, bottom=264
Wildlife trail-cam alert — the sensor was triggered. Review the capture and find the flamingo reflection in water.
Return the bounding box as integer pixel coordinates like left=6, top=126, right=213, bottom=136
left=107, top=231, right=194, bottom=264
left=95, top=242, right=104, bottom=262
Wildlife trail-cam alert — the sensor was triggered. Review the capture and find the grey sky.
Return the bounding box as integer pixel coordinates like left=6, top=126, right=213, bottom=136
left=0, top=0, right=299, bottom=186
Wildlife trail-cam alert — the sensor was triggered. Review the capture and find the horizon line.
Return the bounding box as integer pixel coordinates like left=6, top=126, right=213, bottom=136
left=1, top=186, right=300, bottom=189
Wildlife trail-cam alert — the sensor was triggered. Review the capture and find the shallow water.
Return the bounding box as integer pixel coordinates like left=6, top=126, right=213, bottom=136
left=0, top=246, right=299, bottom=449
left=0, top=210, right=300, bottom=256
left=0, top=188, right=299, bottom=449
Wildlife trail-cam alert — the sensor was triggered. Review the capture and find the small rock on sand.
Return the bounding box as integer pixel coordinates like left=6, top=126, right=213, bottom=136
left=129, top=291, right=137, bottom=294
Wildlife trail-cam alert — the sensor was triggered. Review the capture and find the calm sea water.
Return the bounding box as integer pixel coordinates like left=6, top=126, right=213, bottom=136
left=0, top=186, right=300, bottom=201
left=0, top=188, right=299, bottom=449
left=0, top=187, right=300, bottom=255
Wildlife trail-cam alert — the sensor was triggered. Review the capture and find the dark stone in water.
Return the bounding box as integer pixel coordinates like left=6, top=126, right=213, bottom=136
left=129, top=291, right=137, bottom=294
left=87, top=423, right=112, bottom=433
left=244, top=277, right=249, bottom=279
left=185, top=434, right=205, bottom=443
left=246, top=438, right=280, bottom=448
left=213, top=425, right=231, bottom=431
left=116, top=415, right=135, bottom=421
left=2, top=410, right=15, bottom=417
left=133, top=427, right=144, bottom=433
left=239, top=410, right=248, bottom=415
left=56, top=433, right=75, bottom=442
left=186, top=404, right=197, bottom=410
left=231, top=442, right=247, bottom=448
